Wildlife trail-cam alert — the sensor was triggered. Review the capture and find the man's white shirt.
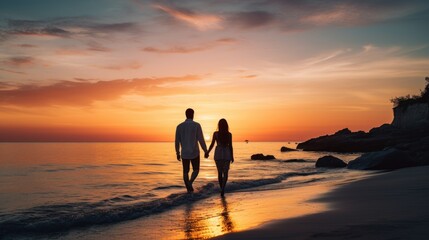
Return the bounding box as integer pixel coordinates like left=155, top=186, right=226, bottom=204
left=175, top=119, right=208, bottom=159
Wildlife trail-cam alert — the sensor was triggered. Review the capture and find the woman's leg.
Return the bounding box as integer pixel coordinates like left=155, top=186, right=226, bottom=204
left=218, top=169, right=223, bottom=188
left=215, top=161, right=224, bottom=189
left=220, top=161, right=231, bottom=196
left=222, top=169, right=229, bottom=191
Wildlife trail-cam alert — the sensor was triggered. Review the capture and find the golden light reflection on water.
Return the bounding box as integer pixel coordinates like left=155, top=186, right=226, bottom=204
left=180, top=197, right=235, bottom=240
left=172, top=183, right=331, bottom=240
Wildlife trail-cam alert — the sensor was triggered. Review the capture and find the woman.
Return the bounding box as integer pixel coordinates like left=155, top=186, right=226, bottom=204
left=206, top=119, right=234, bottom=196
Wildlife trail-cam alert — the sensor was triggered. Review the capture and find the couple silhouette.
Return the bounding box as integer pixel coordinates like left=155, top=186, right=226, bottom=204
left=175, top=108, right=234, bottom=197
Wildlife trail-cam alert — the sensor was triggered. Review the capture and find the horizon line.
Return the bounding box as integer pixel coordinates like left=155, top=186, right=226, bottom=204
left=0, top=140, right=302, bottom=143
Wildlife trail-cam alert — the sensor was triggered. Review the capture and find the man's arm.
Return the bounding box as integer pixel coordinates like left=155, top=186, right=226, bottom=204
left=175, top=126, right=181, bottom=161
left=197, top=124, right=208, bottom=153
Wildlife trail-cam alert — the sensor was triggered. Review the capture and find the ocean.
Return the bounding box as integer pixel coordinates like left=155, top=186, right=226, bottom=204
left=0, top=142, right=363, bottom=239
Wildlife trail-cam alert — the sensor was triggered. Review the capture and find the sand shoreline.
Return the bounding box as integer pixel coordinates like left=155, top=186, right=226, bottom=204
left=213, top=166, right=429, bottom=240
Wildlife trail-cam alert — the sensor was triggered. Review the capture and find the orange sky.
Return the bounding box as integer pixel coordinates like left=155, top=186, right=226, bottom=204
left=1, top=0, right=429, bottom=141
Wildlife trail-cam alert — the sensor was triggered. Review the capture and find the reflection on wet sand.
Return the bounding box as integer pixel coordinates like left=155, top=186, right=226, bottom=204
left=182, top=197, right=235, bottom=239
left=220, top=197, right=234, bottom=233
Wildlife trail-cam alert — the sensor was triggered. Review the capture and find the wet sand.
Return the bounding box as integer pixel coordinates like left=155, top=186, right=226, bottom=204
left=214, top=166, right=429, bottom=240
left=62, top=173, right=356, bottom=240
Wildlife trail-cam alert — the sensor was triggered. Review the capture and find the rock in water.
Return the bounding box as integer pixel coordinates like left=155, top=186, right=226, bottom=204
left=251, top=154, right=276, bottom=160
left=347, top=148, right=415, bottom=170
left=280, top=146, right=297, bottom=152
left=315, top=155, right=347, bottom=168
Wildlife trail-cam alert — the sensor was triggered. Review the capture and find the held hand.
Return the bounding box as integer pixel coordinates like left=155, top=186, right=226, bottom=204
left=176, top=153, right=181, bottom=161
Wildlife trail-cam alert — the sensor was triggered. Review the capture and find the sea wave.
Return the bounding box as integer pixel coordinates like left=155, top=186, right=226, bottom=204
left=250, top=158, right=314, bottom=163
left=153, top=185, right=184, bottom=190
left=0, top=171, right=318, bottom=238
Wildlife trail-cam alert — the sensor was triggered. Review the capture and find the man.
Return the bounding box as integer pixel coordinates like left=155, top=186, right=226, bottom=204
left=175, top=108, right=208, bottom=193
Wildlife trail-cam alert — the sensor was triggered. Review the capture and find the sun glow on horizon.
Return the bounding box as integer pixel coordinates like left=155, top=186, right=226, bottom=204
left=204, top=133, right=211, bottom=141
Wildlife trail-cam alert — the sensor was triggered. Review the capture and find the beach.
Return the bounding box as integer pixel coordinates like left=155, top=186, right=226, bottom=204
left=215, top=166, right=429, bottom=240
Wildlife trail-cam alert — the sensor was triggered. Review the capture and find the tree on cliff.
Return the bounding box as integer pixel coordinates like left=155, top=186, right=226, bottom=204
left=391, top=77, right=429, bottom=108
left=424, top=77, right=429, bottom=99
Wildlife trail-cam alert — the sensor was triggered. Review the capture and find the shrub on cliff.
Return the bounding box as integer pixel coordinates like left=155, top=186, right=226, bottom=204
left=391, top=77, right=429, bottom=108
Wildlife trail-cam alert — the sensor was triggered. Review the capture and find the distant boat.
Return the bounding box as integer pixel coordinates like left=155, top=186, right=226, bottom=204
left=245, top=140, right=249, bottom=143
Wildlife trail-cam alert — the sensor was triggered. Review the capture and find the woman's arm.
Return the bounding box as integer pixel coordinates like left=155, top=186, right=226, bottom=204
left=207, top=132, right=216, bottom=154
left=229, top=133, right=234, bottom=163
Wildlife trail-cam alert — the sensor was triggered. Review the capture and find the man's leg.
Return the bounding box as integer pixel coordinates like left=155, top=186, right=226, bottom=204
left=189, top=156, right=200, bottom=190
left=182, top=158, right=191, bottom=192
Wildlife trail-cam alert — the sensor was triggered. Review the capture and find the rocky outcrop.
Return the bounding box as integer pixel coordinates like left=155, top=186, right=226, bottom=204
left=347, top=148, right=415, bottom=170
left=297, top=124, right=429, bottom=153
left=395, top=136, right=429, bottom=166
left=297, top=127, right=391, bottom=152
left=251, top=153, right=276, bottom=160
left=280, top=146, right=297, bottom=152
left=315, top=155, right=347, bottom=168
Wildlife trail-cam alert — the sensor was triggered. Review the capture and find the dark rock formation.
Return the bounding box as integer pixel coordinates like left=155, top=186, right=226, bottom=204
left=296, top=123, right=429, bottom=153
left=315, top=155, right=347, bottom=168
left=334, top=128, right=352, bottom=135
left=251, top=153, right=276, bottom=160
left=280, top=146, right=297, bottom=152
left=347, top=148, right=415, bottom=170
left=396, top=136, right=429, bottom=166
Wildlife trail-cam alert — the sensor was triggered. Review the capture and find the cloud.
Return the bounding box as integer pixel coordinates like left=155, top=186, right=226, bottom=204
left=153, top=4, right=223, bottom=30
left=268, top=44, right=429, bottom=81
left=55, top=49, right=90, bottom=56
left=143, top=37, right=237, bottom=54
left=96, top=61, right=142, bottom=70
left=0, top=68, right=25, bottom=74
left=267, top=0, right=425, bottom=31
left=143, top=45, right=210, bottom=54
left=53, top=44, right=111, bottom=56
left=227, top=11, right=275, bottom=29
left=241, top=74, right=258, bottom=79
left=15, top=44, right=38, bottom=48
left=92, top=22, right=139, bottom=33
left=6, top=19, right=71, bottom=38
left=2, top=56, right=35, bottom=67
left=86, top=41, right=112, bottom=52
left=1, top=18, right=142, bottom=42
left=216, top=38, right=238, bottom=44
left=0, top=82, right=15, bottom=89
left=204, top=0, right=427, bottom=32
left=0, top=75, right=201, bottom=107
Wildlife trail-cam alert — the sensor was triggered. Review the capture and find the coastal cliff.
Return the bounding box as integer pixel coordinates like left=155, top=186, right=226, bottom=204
left=392, top=103, right=429, bottom=128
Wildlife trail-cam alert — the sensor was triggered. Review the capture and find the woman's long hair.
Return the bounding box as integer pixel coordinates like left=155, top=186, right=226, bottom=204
left=217, top=118, right=230, bottom=146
